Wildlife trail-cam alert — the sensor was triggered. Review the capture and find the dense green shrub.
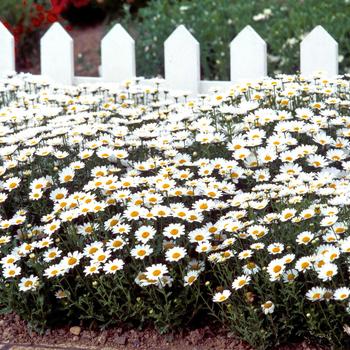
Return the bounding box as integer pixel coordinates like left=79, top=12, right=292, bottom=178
left=120, top=0, right=350, bottom=80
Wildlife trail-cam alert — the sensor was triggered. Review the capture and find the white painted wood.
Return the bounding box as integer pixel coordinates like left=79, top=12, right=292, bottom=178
left=230, top=25, right=267, bottom=82
left=199, top=80, right=233, bottom=93
left=164, top=25, right=200, bottom=94
left=74, top=76, right=103, bottom=85
left=41, top=23, right=74, bottom=85
left=300, top=25, right=338, bottom=77
left=0, top=22, right=15, bottom=77
left=101, top=24, right=135, bottom=82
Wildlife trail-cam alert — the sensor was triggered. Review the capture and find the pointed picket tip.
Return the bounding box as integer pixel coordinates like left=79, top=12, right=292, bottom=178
left=41, top=22, right=72, bottom=42
left=230, top=25, right=265, bottom=47
left=164, top=25, right=199, bottom=47
left=101, top=23, right=135, bottom=82
left=40, top=22, right=73, bottom=85
left=0, top=21, right=15, bottom=76
left=230, top=25, right=267, bottom=81
left=301, top=25, right=337, bottom=46
left=102, top=23, right=134, bottom=44
left=0, top=21, right=13, bottom=40
left=300, top=25, right=338, bottom=77
left=164, top=25, right=200, bottom=94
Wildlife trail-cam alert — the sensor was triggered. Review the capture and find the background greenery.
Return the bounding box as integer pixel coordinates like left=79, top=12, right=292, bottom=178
left=120, top=0, right=350, bottom=80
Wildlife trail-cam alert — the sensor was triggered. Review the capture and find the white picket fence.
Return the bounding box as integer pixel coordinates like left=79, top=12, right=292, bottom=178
left=0, top=22, right=339, bottom=93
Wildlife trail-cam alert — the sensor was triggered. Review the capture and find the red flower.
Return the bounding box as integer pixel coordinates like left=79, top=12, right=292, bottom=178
left=31, top=16, right=43, bottom=28
left=50, top=0, right=69, bottom=14
left=71, top=0, right=90, bottom=8
left=46, top=12, right=59, bottom=23
left=2, top=21, right=12, bottom=31
left=36, top=12, right=45, bottom=22
left=13, top=24, right=24, bottom=37
left=51, top=0, right=89, bottom=13
left=35, top=4, right=45, bottom=12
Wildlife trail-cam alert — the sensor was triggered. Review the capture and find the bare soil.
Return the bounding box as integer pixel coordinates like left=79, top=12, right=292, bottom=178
left=71, top=24, right=104, bottom=77
left=0, top=313, right=327, bottom=350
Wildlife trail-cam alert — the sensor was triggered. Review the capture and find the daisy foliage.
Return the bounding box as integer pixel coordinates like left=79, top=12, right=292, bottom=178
left=0, top=72, right=350, bottom=348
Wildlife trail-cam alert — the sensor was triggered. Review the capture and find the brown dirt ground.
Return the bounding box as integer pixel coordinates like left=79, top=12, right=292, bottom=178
left=71, top=24, right=104, bottom=77
left=0, top=313, right=328, bottom=350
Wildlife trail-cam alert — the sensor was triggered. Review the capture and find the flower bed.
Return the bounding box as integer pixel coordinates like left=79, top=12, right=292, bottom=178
left=0, top=73, right=349, bottom=349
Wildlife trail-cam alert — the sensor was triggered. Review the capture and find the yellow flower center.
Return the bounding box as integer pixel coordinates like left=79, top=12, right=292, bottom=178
left=89, top=247, right=98, bottom=255
left=188, top=276, right=196, bottom=284
left=137, top=250, right=146, bottom=256
left=97, top=255, right=106, bottom=262
left=273, top=265, right=282, bottom=273
left=24, top=280, right=33, bottom=287
left=68, top=257, right=77, bottom=265
left=301, top=262, right=309, bottom=269
left=113, top=240, right=123, bottom=248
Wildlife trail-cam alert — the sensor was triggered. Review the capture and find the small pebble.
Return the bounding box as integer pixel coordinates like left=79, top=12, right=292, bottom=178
left=69, top=326, right=81, bottom=336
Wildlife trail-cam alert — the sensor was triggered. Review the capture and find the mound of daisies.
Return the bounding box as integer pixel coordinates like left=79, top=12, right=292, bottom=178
left=0, top=72, right=350, bottom=348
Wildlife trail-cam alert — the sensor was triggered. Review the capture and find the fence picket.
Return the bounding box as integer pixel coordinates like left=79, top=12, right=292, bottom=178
left=164, top=25, right=200, bottom=94
left=300, top=25, right=338, bottom=77
left=230, top=25, right=267, bottom=82
left=0, top=23, right=344, bottom=92
left=41, top=23, right=74, bottom=85
left=0, top=22, right=15, bottom=77
left=101, top=24, right=135, bottom=82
